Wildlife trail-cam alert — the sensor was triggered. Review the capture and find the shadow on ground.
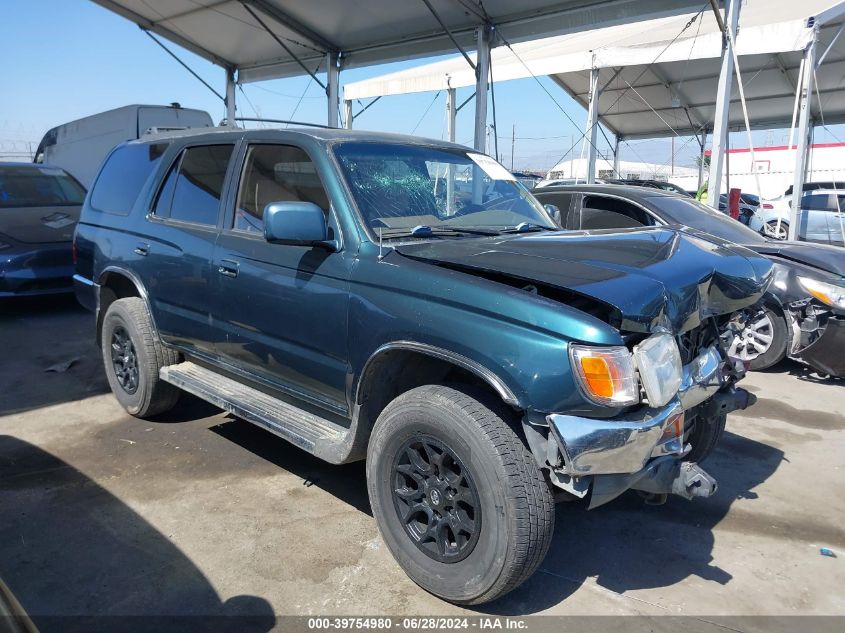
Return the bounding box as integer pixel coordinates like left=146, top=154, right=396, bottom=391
left=210, top=417, right=371, bottom=516
left=762, top=358, right=843, bottom=386
left=0, top=435, right=275, bottom=633
left=486, top=430, right=786, bottom=614
left=201, top=415, right=786, bottom=615
left=0, top=296, right=109, bottom=416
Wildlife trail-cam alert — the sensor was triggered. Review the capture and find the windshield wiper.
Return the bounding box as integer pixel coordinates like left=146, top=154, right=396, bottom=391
left=498, top=222, right=556, bottom=234
left=379, top=224, right=500, bottom=239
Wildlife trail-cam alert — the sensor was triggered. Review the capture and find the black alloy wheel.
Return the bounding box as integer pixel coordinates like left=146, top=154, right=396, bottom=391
left=111, top=326, right=139, bottom=394
left=391, top=435, right=481, bottom=563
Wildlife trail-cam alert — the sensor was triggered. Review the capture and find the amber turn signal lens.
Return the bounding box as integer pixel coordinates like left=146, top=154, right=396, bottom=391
left=570, top=344, right=638, bottom=407
left=579, top=356, right=614, bottom=398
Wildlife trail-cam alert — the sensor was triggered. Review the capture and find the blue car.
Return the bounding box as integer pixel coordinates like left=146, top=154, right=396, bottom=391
left=0, top=162, right=86, bottom=297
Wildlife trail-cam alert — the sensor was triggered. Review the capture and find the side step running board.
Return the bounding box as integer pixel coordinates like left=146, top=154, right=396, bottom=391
left=160, top=361, right=356, bottom=463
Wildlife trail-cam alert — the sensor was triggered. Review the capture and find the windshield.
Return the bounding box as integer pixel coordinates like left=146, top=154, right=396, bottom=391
left=333, top=142, right=556, bottom=238
left=649, top=196, right=766, bottom=244
left=0, top=166, right=86, bottom=209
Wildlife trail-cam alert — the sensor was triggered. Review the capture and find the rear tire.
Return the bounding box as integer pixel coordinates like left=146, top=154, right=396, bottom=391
left=366, top=385, right=554, bottom=605
left=101, top=297, right=180, bottom=418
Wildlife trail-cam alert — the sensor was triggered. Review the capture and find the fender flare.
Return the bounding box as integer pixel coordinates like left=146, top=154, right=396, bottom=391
left=356, top=340, right=521, bottom=408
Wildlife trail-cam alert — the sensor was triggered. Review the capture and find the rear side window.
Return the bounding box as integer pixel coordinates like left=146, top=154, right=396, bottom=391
left=90, top=143, right=169, bottom=215
left=580, top=195, right=655, bottom=229
left=167, top=145, right=234, bottom=226
left=803, top=193, right=836, bottom=212
left=0, top=166, right=86, bottom=208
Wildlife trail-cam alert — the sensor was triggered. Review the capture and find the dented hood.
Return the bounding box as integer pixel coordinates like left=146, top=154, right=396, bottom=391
left=396, top=227, right=773, bottom=334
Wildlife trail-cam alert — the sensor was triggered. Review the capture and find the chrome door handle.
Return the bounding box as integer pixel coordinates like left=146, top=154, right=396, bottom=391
left=134, top=243, right=150, bottom=256
left=217, top=259, right=239, bottom=278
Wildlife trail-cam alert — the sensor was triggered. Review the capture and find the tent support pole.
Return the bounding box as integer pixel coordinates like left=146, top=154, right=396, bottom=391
left=613, top=136, right=621, bottom=177
left=344, top=99, right=353, bottom=129
left=586, top=65, right=600, bottom=184
left=473, top=25, right=491, bottom=152
left=446, top=87, right=457, bottom=142
left=789, top=30, right=818, bottom=241
left=225, top=67, right=237, bottom=127
left=697, top=131, right=708, bottom=191
left=446, top=87, right=457, bottom=215
left=707, top=0, right=740, bottom=210
left=327, top=52, right=340, bottom=128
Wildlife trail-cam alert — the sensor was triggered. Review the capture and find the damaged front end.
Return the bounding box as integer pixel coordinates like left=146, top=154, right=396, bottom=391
left=787, top=297, right=845, bottom=377
left=541, top=317, right=757, bottom=509
left=730, top=271, right=845, bottom=377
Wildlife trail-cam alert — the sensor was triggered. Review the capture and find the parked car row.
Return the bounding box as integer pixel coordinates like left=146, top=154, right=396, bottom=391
left=2, top=127, right=841, bottom=606
left=0, top=163, right=85, bottom=297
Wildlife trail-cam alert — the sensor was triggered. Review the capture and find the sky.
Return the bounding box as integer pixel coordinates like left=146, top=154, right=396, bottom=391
left=1, top=0, right=842, bottom=174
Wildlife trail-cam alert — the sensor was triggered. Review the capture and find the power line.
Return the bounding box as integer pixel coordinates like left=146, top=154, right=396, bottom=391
left=411, top=91, right=442, bottom=134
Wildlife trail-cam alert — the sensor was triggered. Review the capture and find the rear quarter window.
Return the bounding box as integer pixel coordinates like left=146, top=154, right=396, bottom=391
left=89, top=143, right=169, bottom=215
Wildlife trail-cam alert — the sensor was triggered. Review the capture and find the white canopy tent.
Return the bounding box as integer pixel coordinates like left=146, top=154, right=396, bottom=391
left=343, top=0, right=845, bottom=233
left=91, top=0, right=706, bottom=146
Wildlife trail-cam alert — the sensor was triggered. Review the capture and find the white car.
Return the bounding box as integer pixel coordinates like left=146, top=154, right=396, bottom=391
left=755, top=188, right=845, bottom=244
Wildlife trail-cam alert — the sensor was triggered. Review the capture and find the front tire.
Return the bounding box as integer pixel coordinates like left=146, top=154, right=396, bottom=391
left=685, top=413, right=726, bottom=464
left=728, top=307, right=788, bottom=370
left=766, top=220, right=789, bottom=240
left=101, top=297, right=180, bottom=418
left=366, top=385, right=554, bottom=605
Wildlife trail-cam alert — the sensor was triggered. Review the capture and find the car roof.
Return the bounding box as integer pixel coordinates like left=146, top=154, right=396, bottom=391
left=531, top=183, right=679, bottom=202
left=0, top=162, right=48, bottom=168
left=131, top=126, right=471, bottom=151
left=0, top=162, right=72, bottom=175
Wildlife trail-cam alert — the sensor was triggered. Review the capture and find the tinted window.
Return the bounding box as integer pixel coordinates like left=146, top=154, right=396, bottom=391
left=650, top=196, right=766, bottom=244
left=803, top=194, right=835, bottom=212
left=534, top=192, right=574, bottom=228
left=580, top=195, right=655, bottom=230
left=169, top=145, right=233, bottom=226
left=90, top=143, right=169, bottom=215
left=152, top=156, right=180, bottom=218
left=0, top=166, right=86, bottom=208
left=234, top=144, right=329, bottom=233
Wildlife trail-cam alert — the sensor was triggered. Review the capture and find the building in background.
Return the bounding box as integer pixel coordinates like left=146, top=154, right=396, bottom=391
left=548, top=142, right=845, bottom=200
left=692, top=142, right=845, bottom=200
left=546, top=157, right=698, bottom=184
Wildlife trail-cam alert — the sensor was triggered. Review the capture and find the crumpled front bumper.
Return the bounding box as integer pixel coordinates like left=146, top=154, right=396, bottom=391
left=545, top=343, right=755, bottom=506
left=795, top=316, right=845, bottom=377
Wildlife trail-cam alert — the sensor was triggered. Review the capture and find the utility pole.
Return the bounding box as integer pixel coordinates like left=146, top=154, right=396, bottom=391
left=671, top=136, right=675, bottom=176
left=511, top=125, right=515, bottom=170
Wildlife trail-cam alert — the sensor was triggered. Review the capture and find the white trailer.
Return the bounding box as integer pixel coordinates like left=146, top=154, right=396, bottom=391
left=34, top=104, right=213, bottom=188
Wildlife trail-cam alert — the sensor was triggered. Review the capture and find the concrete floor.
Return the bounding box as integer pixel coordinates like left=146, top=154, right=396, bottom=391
left=1, top=296, right=844, bottom=626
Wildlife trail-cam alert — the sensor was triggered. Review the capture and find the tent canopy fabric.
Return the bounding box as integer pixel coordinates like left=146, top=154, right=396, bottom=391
left=343, top=0, right=845, bottom=139
left=92, top=0, right=707, bottom=83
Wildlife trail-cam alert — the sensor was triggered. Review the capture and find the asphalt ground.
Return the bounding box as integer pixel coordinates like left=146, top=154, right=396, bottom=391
left=1, top=296, right=843, bottom=632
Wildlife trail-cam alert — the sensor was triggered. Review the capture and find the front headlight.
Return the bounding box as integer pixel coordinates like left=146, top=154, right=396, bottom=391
left=798, top=276, right=845, bottom=310
left=633, top=332, right=683, bottom=408
left=570, top=344, right=639, bottom=407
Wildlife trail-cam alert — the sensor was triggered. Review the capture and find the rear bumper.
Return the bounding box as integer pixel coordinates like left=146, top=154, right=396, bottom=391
left=0, top=246, right=74, bottom=297
left=73, top=274, right=98, bottom=312
left=796, top=316, right=845, bottom=377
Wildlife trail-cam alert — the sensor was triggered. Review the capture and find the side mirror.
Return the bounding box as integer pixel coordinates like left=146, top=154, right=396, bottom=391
left=263, top=201, right=329, bottom=247
left=543, top=203, right=562, bottom=225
